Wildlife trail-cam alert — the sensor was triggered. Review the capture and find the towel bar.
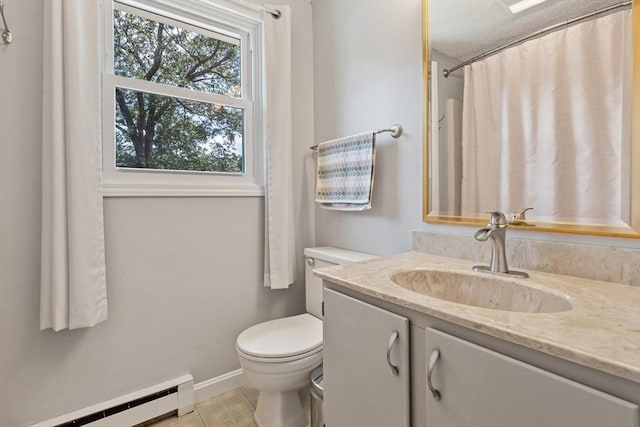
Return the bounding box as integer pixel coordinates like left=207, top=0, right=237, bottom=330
left=310, top=124, right=403, bottom=151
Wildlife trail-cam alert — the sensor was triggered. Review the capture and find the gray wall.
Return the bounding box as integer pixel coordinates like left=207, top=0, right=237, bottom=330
left=3, top=0, right=638, bottom=424
left=0, top=1, right=313, bottom=426
left=312, top=0, right=640, bottom=258
left=312, top=0, right=426, bottom=255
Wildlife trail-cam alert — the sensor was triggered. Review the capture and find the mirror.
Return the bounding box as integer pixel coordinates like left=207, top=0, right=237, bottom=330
left=423, top=0, right=640, bottom=237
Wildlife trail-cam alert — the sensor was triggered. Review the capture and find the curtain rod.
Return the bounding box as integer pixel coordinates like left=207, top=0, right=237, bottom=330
left=263, top=5, right=281, bottom=19
left=442, top=1, right=632, bottom=78
left=0, top=2, right=12, bottom=44
left=222, top=0, right=282, bottom=18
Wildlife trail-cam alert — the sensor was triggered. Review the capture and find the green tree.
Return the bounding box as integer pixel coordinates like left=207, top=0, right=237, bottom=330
left=113, top=10, right=243, bottom=172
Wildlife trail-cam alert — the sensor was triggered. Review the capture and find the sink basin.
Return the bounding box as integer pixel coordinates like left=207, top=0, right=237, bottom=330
left=390, top=269, right=572, bottom=313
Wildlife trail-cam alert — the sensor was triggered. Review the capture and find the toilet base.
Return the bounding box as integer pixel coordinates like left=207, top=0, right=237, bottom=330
left=254, top=389, right=309, bottom=427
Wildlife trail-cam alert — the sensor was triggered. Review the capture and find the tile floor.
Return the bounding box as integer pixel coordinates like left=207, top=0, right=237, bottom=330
left=136, top=386, right=260, bottom=427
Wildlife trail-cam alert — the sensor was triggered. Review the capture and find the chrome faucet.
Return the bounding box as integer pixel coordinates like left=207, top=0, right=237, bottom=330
left=473, top=211, right=528, bottom=278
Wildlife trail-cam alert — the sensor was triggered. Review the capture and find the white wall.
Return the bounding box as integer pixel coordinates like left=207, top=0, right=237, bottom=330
left=0, top=1, right=313, bottom=426
left=312, top=0, right=640, bottom=257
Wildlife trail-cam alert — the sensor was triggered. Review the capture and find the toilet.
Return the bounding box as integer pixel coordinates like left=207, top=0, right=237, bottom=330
left=236, top=246, right=377, bottom=427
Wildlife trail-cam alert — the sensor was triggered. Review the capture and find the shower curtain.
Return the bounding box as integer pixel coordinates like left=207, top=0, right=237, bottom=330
left=460, top=10, right=632, bottom=225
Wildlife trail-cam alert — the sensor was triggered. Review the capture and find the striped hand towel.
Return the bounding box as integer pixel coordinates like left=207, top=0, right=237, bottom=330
left=315, top=132, right=376, bottom=211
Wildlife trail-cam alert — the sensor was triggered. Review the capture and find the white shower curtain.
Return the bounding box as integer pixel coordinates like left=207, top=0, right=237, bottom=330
left=460, top=10, right=632, bottom=225
left=41, top=0, right=107, bottom=330
left=264, top=5, right=295, bottom=289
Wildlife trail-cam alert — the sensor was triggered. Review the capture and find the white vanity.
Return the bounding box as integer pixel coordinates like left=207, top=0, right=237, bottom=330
left=316, top=252, right=640, bottom=427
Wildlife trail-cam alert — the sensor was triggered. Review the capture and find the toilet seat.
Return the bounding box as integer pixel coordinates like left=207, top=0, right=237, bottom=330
left=236, top=313, right=322, bottom=362
left=237, top=344, right=322, bottom=364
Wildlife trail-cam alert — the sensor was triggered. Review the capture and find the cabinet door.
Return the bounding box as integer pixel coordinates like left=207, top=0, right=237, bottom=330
left=425, top=328, right=639, bottom=427
left=323, top=288, right=410, bottom=427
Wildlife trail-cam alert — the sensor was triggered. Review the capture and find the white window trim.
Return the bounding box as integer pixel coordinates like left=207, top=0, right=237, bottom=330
left=102, top=0, right=265, bottom=197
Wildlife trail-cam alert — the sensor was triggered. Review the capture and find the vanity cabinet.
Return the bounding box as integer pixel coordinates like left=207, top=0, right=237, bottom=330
left=425, top=328, right=639, bottom=427
left=322, top=283, right=640, bottom=427
left=323, top=288, right=410, bottom=427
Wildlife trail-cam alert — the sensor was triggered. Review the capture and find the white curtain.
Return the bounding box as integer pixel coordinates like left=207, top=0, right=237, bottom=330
left=264, top=5, right=295, bottom=289
left=461, top=10, right=632, bottom=225
left=41, top=0, right=107, bottom=330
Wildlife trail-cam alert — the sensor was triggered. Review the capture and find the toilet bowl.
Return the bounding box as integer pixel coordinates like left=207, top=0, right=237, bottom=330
left=236, top=247, right=377, bottom=427
left=237, top=314, right=322, bottom=427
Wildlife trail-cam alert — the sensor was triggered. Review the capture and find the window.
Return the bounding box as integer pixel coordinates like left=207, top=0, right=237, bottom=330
left=102, top=0, right=264, bottom=196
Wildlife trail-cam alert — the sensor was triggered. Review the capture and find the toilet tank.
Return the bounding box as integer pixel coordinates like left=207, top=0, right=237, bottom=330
left=303, top=246, right=378, bottom=319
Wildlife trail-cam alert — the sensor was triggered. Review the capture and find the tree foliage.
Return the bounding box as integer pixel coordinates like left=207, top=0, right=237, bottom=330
left=113, top=11, right=243, bottom=172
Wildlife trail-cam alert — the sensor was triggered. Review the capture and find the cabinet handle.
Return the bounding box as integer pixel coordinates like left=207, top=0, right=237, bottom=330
left=386, top=330, right=400, bottom=376
left=427, top=349, right=442, bottom=401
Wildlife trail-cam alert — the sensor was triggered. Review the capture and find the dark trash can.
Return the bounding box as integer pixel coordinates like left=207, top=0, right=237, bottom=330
left=310, top=364, right=324, bottom=427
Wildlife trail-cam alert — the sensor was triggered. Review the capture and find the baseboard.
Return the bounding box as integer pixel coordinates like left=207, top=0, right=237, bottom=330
left=28, top=370, right=245, bottom=427
left=194, top=369, right=247, bottom=403
left=30, top=375, right=194, bottom=427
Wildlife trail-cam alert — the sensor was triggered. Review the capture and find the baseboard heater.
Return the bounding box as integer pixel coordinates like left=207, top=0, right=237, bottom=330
left=31, top=374, right=194, bottom=427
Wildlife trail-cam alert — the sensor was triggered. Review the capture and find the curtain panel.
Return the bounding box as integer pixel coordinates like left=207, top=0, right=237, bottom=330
left=41, top=0, right=107, bottom=331
left=263, top=4, right=295, bottom=289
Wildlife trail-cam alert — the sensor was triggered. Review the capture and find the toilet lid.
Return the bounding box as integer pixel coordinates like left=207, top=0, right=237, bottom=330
left=237, top=314, right=323, bottom=359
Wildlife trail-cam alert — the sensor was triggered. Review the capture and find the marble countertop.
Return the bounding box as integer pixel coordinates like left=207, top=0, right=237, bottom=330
left=314, top=251, right=640, bottom=383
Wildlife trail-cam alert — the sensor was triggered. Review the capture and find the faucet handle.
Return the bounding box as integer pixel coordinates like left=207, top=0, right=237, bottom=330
left=509, top=208, right=533, bottom=224
left=484, top=211, right=507, bottom=226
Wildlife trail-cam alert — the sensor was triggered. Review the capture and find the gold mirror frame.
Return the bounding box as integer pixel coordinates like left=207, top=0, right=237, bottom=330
left=422, top=0, right=640, bottom=238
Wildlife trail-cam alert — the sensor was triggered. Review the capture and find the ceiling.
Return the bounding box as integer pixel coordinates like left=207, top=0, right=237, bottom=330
left=429, top=0, right=628, bottom=62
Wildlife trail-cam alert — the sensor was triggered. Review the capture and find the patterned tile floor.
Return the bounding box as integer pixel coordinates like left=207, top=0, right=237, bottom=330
left=136, top=386, right=260, bottom=427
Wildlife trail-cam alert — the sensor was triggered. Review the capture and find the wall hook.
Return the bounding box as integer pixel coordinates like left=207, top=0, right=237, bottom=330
left=1, top=3, right=12, bottom=44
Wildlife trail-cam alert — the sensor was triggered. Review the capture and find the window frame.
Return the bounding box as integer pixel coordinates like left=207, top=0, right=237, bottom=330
left=102, top=0, right=265, bottom=197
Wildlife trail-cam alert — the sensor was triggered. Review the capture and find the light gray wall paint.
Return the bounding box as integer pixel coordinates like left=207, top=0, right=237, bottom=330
left=0, top=1, right=312, bottom=426
left=283, top=0, right=317, bottom=292
left=312, top=0, right=426, bottom=255
left=312, top=0, right=640, bottom=257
